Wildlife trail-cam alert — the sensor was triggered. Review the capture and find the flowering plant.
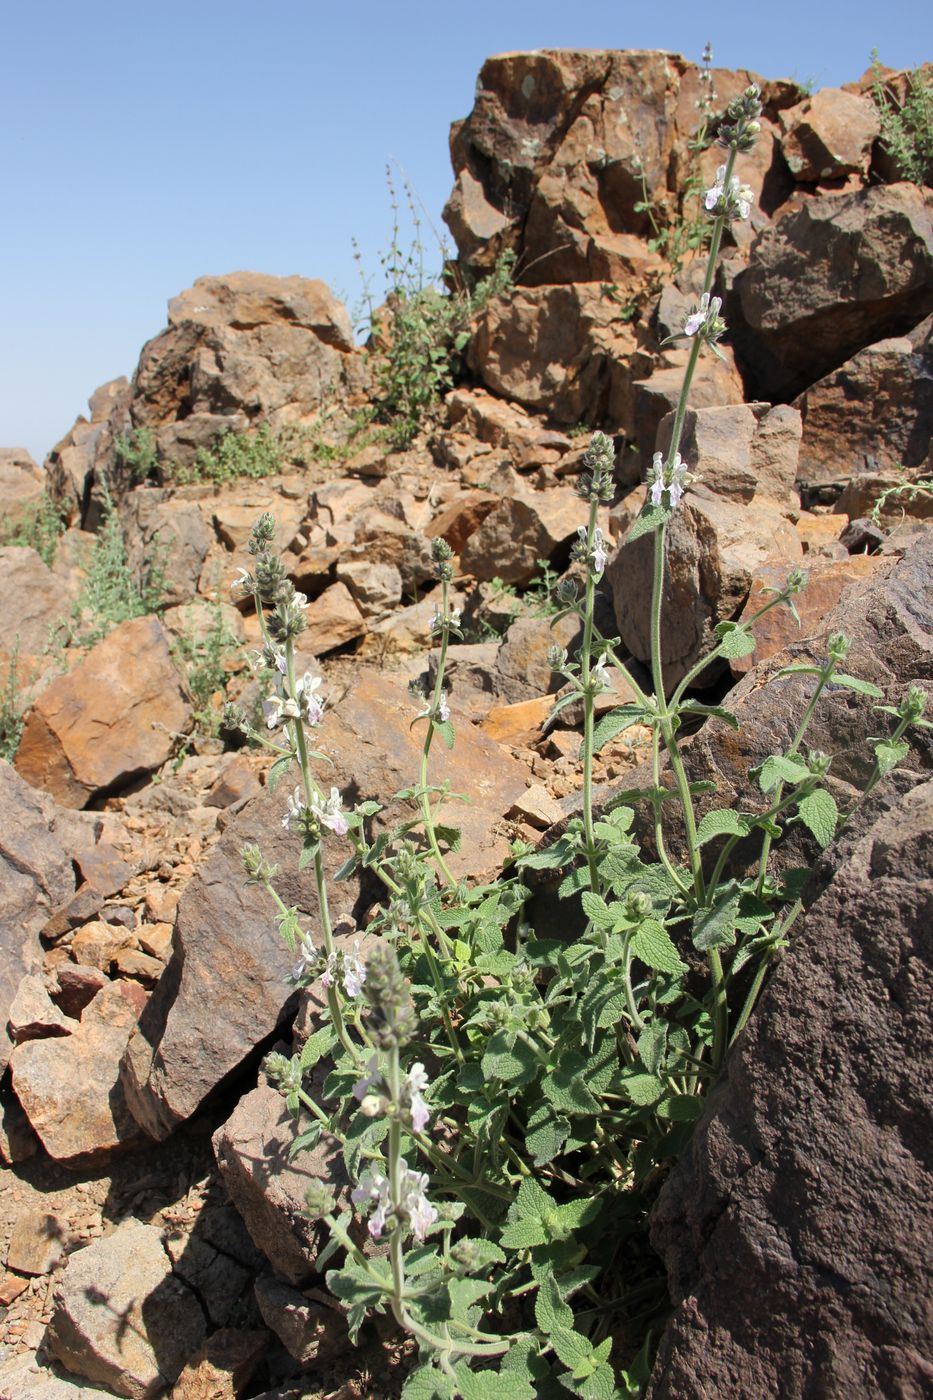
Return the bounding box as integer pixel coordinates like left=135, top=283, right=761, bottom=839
left=228, top=78, right=929, bottom=1400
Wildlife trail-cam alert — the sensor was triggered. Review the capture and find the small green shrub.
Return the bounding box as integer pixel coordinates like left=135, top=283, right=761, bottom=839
left=0, top=492, right=67, bottom=565
left=0, top=639, right=25, bottom=763
left=871, top=54, right=933, bottom=185
left=70, top=484, right=166, bottom=646
left=171, top=598, right=242, bottom=738
left=361, top=171, right=515, bottom=449
left=114, top=426, right=159, bottom=483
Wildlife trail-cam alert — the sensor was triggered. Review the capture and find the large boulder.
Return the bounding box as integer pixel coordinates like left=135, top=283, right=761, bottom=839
left=0, top=762, right=75, bottom=1075
left=648, top=777, right=933, bottom=1399
left=795, top=315, right=933, bottom=487
left=0, top=448, right=46, bottom=532
left=120, top=486, right=215, bottom=607
left=47, top=1220, right=207, bottom=1398
left=0, top=546, right=71, bottom=657
left=459, top=464, right=598, bottom=585
left=729, top=182, right=933, bottom=402
left=14, top=615, right=193, bottom=807
left=778, top=87, right=880, bottom=183
left=130, top=273, right=362, bottom=471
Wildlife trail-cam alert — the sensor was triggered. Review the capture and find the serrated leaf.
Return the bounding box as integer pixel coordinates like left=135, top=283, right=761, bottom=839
left=713, top=623, right=756, bottom=659
left=626, top=502, right=670, bottom=543
left=636, top=1020, right=668, bottom=1074
left=796, top=788, right=838, bottom=848
left=298, top=1022, right=336, bottom=1071
left=402, top=1365, right=456, bottom=1400
left=500, top=1215, right=548, bottom=1250
left=692, top=883, right=741, bottom=952
left=591, top=704, right=651, bottom=753
left=630, top=919, right=686, bottom=973
left=434, top=717, right=456, bottom=750
left=679, top=700, right=740, bottom=729
left=297, top=837, right=320, bottom=871
left=758, top=754, right=811, bottom=793
left=573, top=1361, right=619, bottom=1399
left=581, top=891, right=614, bottom=927
left=551, top=1326, right=594, bottom=1373
left=656, top=1093, right=705, bottom=1121
left=620, top=1072, right=665, bottom=1105
left=831, top=672, right=884, bottom=698
left=559, top=866, right=591, bottom=898
left=873, top=738, right=909, bottom=776
left=454, top=1366, right=535, bottom=1400
left=481, top=1030, right=540, bottom=1086
left=519, top=836, right=577, bottom=870
left=525, top=1102, right=570, bottom=1166
left=535, top=1274, right=574, bottom=1334
left=695, top=809, right=751, bottom=846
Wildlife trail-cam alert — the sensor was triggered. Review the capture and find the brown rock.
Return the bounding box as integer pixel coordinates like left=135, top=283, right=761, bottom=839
left=0, top=1089, right=40, bottom=1163
left=301, top=581, right=366, bottom=653
left=6, top=1209, right=66, bottom=1275
left=0, top=761, right=75, bottom=1074
left=53, top=963, right=109, bottom=1019
left=15, top=615, right=193, bottom=807
left=121, top=489, right=214, bottom=607
left=170, top=1329, right=268, bottom=1400
left=648, top=778, right=933, bottom=1400
left=168, top=272, right=353, bottom=350
left=483, top=696, right=555, bottom=747
left=494, top=612, right=583, bottom=706
left=69, top=919, right=136, bottom=970
left=630, top=354, right=747, bottom=473
left=212, top=1084, right=342, bottom=1286
left=467, top=282, right=638, bottom=425
left=0, top=448, right=46, bottom=533
left=731, top=553, right=883, bottom=674
left=506, top=783, right=565, bottom=829
left=333, top=558, right=403, bottom=615
left=779, top=87, right=880, bottom=182
left=425, top=490, right=499, bottom=554
left=44, top=417, right=110, bottom=526
left=795, top=316, right=933, bottom=486
left=0, top=546, right=70, bottom=656
left=47, top=1220, right=206, bottom=1398
left=730, top=182, right=933, bottom=401
left=254, top=1277, right=348, bottom=1366
left=460, top=464, right=599, bottom=586
left=7, top=975, right=72, bottom=1041
left=10, top=980, right=150, bottom=1165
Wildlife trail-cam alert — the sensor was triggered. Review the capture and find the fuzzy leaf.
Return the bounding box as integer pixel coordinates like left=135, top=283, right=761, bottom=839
left=695, top=809, right=751, bottom=847
left=580, top=891, right=614, bottom=927
left=591, top=704, right=651, bottom=753
left=636, top=1020, right=668, bottom=1074
left=831, top=673, right=884, bottom=698
left=524, top=1103, right=570, bottom=1166
left=298, top=1023, right=336, bottom=1071
left=796, top=789, right=838, bottom=848
left=620, top=1073, right=665, bottom=1105
left=402, top=1366, right=455, bottom=1400
left=678, top=700, right=740, bottom=729
left=758, top=754, right=811, bottom=793
left=713, top=622, right=756, bottom=659
left=481, top=1030, right=540, bottom=1086
left=434, top=717, right=456, bottom=750
left=454, top=1366, right=535, bottom=1400
left=519, top=836, right=577, bottom=871
left=692, top=884, right=741, bottom=952
left=267, top=755, right=293, bottom=792
left=873, top=738, right=909, bottom=776
left=656, top=1093, right=705, bottom=1121
left=630, top=920, right=686, bottom=973
left=551, top=1327, right=594, bottom=1373
left=626, top=502, right=670, bottom=543
left=536, top=1274, right=574, bottom=1334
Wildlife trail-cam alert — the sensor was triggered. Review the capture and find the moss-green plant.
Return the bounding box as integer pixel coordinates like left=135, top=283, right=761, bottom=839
left=0, top=639, right=25, bottom=763
left=171, top=597, right=242, bottom=738
left=0, top=492, right=67, bottom=565
left=114, top=426, right=159, bottom=483
left=870, top=53, right=933, bottom=185
left=362, top=171, right=515, bottom=449
left=70, top=484, right=166, bottom=646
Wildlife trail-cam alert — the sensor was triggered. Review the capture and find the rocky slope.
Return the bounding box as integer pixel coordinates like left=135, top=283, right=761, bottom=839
left=0, top=48, right=931, bottom=1400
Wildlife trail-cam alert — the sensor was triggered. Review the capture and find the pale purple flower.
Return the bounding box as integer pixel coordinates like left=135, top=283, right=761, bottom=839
left=683, top=292, right=722, bottom=338
left=351, top=1166, right=392, bottom=1239
left=311, top=787, right=349, bottom=836
left=353, top=1054, right=381, bottom=1102
left=343, top=941, right=367, bottom=999
left=400, top=1161, right=438, bottom=1242
left=320, top=951, right=337, bottom=989
left=648, top=453, right=666, bottom=507
left=704, top=164, right=754, bottom=221
left=668, top=458, right=690, bottom=508
left=263, top=686, right=301, bottom=730
left=295, top=671, right=325, bottom=726
left=591, top=653, right=611, bottom=692
left=648, top=451, right=692, bottom=510
left=406, top=1062, right=431, bottom=1134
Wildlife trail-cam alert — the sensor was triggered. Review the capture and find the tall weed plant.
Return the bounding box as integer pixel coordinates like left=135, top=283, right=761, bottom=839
left=226, top=84, right=930, bottom=1399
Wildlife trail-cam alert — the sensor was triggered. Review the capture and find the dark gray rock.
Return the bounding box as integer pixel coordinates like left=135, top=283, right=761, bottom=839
left=648, top=777, right=933, bottom=1399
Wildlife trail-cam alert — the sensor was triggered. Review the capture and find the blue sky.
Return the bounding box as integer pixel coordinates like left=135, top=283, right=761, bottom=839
left=2, top=0, right=929, bottom=462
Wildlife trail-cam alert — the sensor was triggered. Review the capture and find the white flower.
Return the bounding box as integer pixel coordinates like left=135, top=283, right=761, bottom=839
left=351, top=1159, right=438, bottom=1243
left=263, top=686, right=301, bottom=730
left=704, top=164, right=754, bottom=221
left=648, top=452, right=666, bottom=507
left=648, top=451, right=691, bottom=509
left=295, top=671, right=325, bottom=726
left=704, top=163, right=728, bottom=211
left=311, top=787, right=349, bottom=836
left=232, top=567, right=252, bottom=596
left=343, top=941, right=367, bottom=998
left=669, top=458, right=690, bottom=508
left=591, top=653, right=611, bottom=692
left=437, top=690, right=451, bottom=724
left=292, top=929, right=317, bottom=980
left=592, top=525, right=609, bottom=575
left=320, top=951, right=337, bottom=989
left=400, top=1161, right=438, bottom=1242
left=353, top=1054, right=382, bottom=1102
left=406, top=1062, right=431, bottom=1133
left=282, top=787, right=307, bottom=831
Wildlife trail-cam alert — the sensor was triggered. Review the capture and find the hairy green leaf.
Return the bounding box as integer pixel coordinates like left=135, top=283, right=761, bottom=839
left=695, top=808, right=751, bottom=846
left=630, top=920, right=687, bottom=973
left=796, top=788, right=838, bottom=848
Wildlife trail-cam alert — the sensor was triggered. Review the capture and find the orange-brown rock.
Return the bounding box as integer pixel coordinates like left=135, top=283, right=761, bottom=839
left=459, top=464, right=602, bottom=585
left=302, top=581, right=366, bottom=654
left=482, top=695, right=555, bottom=746
left=779, top=88, right=879, bottom=183
left=0, top=448, right=45, bottom=532
left=15, top=615, right=192, bottom=807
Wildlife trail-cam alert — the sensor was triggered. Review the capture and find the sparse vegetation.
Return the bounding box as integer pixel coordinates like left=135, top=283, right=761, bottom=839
left=171, top=597, right=242, bottom=739
left=0, top=491, right=67, bottom=565
left=0, top=639, right=25, bottom=762
left=871, top=53, right=933, bottom=185
left=68, top=483, right=166, bottom=646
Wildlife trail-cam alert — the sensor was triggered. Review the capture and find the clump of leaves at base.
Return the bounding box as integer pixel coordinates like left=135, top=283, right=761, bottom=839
left=870, top=54, right=933, bottom=186
left=0, top=492, right=67, bottom=565
left=362, top=171, right=515, bottom=449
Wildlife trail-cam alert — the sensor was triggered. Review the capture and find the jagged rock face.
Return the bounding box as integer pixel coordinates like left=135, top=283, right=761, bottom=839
left=14, top=615, right=193, bottom=808
left=647, top=777, right=933, bottom=1400
left=729, top=182, right=933, bottom=402
left=778, top=87, right=880, bottom=183
left=795, top=314, right=933, bottom=487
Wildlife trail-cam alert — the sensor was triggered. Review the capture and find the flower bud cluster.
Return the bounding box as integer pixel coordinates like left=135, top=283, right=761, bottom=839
left=363, top=944, right=418, bottom=1049
left=900, top=685, right=929, bottom=722
left=647, top=451, right=694, bottom=509
left=717, top=83, right=763, bottom=153
left=577, top=431, right=616, bottom=503
left=431, top=536, right=455, bottom=583
left=242, top=843, right=277, bottom=884
left=827, top=631, right=851, bottom=664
